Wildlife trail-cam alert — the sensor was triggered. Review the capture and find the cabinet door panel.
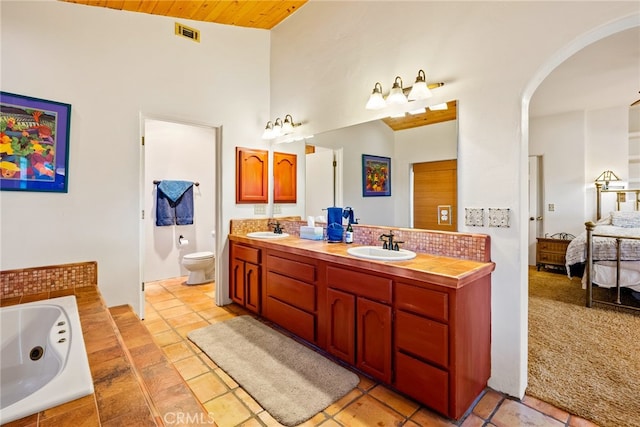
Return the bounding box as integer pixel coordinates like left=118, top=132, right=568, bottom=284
left=357, top=298, right=392, bottom=383
left=231, top=258, right=245, bottom=305
left=396, top=310, right=448, bottom=367
left=327, top=288, right=355, bottom=364
left=236, top=147, right=268, bottom=203
left=245, top=263, right=261, bottom=313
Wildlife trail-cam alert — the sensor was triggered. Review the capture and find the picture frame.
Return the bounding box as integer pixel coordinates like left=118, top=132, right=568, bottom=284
left=1, top=92, right=71, bottom=192
left=362, top=154, right=391, bottom=197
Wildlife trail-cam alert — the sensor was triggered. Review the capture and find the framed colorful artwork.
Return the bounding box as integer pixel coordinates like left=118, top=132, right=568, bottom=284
left=0, top=92, right=71, bottom=192
left=362, top=154, right=391, bottom=197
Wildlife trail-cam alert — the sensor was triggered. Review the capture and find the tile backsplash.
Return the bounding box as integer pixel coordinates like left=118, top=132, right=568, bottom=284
left=0, top=261, right=97, bottom=299
left=230, top=218, right=491, bottom=262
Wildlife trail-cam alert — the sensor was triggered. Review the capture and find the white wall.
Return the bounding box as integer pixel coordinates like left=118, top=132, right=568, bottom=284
left=269, top=0, right=640, bottom=399
left=143, top=119, right=216, bottom=282
left=0, top=1, right=273, bottom=312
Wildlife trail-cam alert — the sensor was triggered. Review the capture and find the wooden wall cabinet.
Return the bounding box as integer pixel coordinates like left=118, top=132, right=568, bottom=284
left=230, top=243, right=261, bottom=313
left=273, top=152, right=297, bottom=203
left=236, top=147, right=268, bottom=204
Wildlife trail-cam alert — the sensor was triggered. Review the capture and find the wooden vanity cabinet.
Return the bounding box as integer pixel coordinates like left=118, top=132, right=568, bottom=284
left=236, top=147, right=268, bottom=204
left=230, top=242, right=262, bottom=313
left=326, top=266, right=392, bottom=383
left=394, top=277, right=491, bottom=419
left=263, top=250, right=319, bottom=345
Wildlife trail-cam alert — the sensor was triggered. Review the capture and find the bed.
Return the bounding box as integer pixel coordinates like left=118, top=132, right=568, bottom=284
left=564, top=185, right=640, bottom=311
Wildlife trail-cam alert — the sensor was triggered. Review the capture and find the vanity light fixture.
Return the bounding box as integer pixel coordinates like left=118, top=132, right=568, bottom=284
left=262, top=121, right=275, bottom=139
left=594, top=170, right=621, bottom=190
left=428, top=102, right=448, bottom=111
left=262, top=114, right=302, bottom=140
left=407, top=70, right=432, bottom=100
left=365, top=70, right=444, bottom=110
left=387, top=76, right=408, bottom=106
left=365, top=82, right=386, bottom=110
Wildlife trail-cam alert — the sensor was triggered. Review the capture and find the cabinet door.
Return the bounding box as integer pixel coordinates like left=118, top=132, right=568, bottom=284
left=327, top=288, right=355, bottom=364
left=236, top=147, right=268, bottom=203
left=357, top=298, right=392, bottom=383
left=273, top=152, right=297, bottom=203
left=245, top=262, right=261, bottom=313
left=230, top=258, right=245, bottom=305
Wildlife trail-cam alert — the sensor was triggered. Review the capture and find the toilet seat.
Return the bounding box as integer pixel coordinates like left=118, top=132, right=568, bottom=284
left=184, top=251, right=214, bottom=260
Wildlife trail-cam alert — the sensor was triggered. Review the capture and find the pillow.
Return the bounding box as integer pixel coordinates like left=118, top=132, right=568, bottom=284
left=597, top=214, right=612, bottom=225
left=610, top=211, right=640, bottom=228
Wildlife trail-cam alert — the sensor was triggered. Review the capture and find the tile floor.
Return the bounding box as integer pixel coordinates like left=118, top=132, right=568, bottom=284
left=142, top=277, right=599, bottom=427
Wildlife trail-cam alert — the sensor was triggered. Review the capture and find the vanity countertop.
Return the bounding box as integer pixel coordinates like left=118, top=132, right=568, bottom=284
left=229, top=233, right=495, bottom=289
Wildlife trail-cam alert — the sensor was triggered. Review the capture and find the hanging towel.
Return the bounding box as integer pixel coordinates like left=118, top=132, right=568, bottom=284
left=326, top=207, right=343, bottom=242
left=156, top=180, right=194, bottom=226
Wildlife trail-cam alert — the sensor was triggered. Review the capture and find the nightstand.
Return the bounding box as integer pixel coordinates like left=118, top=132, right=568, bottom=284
left=536, top=235, right=573, bottom=272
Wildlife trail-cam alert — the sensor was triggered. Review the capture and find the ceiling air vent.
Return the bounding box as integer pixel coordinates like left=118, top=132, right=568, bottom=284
left=175, top=22, right=200, bottom=43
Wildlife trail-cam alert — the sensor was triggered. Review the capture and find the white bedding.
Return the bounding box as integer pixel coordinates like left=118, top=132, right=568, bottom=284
left=565, top=224, right=640, bottom=268
left=582, top=260, right=640, bottom=292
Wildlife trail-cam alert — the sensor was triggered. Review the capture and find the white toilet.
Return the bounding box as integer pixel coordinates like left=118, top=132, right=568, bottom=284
left=182, top=251, right=215, bottom=285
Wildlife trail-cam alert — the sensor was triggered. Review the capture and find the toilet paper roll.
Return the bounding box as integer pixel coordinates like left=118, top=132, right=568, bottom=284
left=179, top=238, right=189, bottom=246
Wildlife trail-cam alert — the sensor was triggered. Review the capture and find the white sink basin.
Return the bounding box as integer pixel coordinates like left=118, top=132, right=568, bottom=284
left=246, top=231, right=290, bottom=239
left=347, top=246, right=417, bottom=261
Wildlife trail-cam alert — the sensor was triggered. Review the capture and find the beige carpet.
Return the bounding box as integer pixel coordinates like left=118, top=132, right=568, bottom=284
left=187, top=315, right=359, bottom=426
left=528, top=268, right=640, bottom=427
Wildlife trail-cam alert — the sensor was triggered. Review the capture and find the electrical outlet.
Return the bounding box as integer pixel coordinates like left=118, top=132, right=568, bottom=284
left=548, top=203, right=555, bottom=212
left=273, top=204, right=282, bottom=214
left=254, top=205, right=266, bottom=215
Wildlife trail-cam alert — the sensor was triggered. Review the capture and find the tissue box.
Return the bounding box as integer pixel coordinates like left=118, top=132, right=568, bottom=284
left=300, top=226, right=323, bottom=240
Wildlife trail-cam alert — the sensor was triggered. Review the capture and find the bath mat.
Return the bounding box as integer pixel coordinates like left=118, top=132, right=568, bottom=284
left=187, top=315, right=359, bottom=426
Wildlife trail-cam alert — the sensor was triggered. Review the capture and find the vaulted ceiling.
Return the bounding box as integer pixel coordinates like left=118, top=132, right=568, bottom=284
left=59, top=0, right=308, bottom=30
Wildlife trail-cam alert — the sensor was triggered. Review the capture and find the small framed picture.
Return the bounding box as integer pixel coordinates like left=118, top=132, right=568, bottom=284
left=1, top=92, right=71, bottom=192
left=362, top=154, right=391, bottom=197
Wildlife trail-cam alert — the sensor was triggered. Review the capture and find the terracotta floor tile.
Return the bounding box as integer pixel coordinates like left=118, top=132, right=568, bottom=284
left=38, top=397, right=100, bottom=427
left=356, top=374, right=376, bottom=392
left=368, top=384, right=420, bottom=417
left=153, top=329, right=183, bottom=347
left=568, top=415, right=601, bottom=427
left=100, top=412, right=157, bottom=427
left=203, top=392, right=252, bottom=427
left=158, top=304, right=194, bottom=319
left=153, top=297, right=184, bottom=311
left=143, top=318, right=171, bottom=334
left=140, top=360, right=185, bottom=396
left=460, top=413, right=486, bottom=427
left=162, top=341, right=196, bottom=363
left=174, top=355, right=211, bottom=380
left=491, top=399, right=565, bottom=427
left=239, top=418, right=264, bottom=427
left=315, top=420, right=341, bottom=427
left=234, top=388, right=263, bottom=414
left=166, top=311, right=206, bottom=329
left=97, top=387, right=152, bottom=424
left=334, top=394, right=405, bottom=426
left=40, top=395, right=96, bottom=421
left=323, top=388, right=363, bottom=416
left=90, top=354, right=131, bottom=384
left=187, top=372, right=229, bottom=403
left=129, top=341, right=168, bottom=368
left=409, top=408, right=456, bottom=426
left=472, top=389, right=503, bottom=419
left=522, top=395, right=570, bottom=423
left=176, top=320, right=210, bottom=338
left=213, top=367, right=238, bottom=388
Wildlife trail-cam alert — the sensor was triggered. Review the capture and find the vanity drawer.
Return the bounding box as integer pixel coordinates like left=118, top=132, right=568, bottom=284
left=395, top=351, right=449, bottom=416
left=396, top=282, right=448, bottom=322
left=267, top=253, right=316, bottom=283
left=395, top=310, right=448, bottom=367
left=265, top=297, right=316, bottom=344
left=266, top=271, right=316, bottom=312
left=327, top=266, right=392, bottom=303
left=232, top=244, right=261, bottom=264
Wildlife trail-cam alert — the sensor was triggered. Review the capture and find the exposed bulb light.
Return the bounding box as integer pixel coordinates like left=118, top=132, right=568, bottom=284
left=407, top=69, right=433, bottom=101
left=365, top=82, right=386, bottom=110
left=386, top=76, right=408, bottom=105
left=408, top=107, right=427, bottom=115
left=262, top=121, right=275, bottom=139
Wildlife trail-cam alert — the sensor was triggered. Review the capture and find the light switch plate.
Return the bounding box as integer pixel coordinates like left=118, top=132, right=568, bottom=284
left=254, top=205, right=266, bottom=215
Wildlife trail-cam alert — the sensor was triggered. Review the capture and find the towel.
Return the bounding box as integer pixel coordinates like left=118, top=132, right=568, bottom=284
left=327, top=207, right=343, bottom=242
left=156, top=180, right=194, bottom=226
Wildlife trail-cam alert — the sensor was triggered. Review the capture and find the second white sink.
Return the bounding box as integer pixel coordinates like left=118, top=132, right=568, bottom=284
left=347, top=246, right=417, bottom=261
left=246, top=231, right=290, bottom=239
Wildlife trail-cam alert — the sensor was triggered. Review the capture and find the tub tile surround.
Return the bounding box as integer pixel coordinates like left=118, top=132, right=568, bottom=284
left=230, top=218, right=491, bottom=262
left=0, top=262, right=209, bottom=427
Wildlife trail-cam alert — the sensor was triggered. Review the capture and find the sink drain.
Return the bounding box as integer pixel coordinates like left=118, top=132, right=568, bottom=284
left=30, top=346, right=44, bottom=361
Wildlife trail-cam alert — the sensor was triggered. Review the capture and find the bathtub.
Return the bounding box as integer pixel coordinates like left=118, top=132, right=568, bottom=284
left=0, top=295, right=94, bottom=424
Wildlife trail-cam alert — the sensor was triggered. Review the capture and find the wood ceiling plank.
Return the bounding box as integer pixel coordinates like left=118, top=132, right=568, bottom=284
left=166, top=0, right=208, bottom=20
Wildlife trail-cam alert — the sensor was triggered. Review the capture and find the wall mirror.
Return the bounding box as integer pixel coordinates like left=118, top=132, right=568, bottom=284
left=303, top=100, right=458, bottom=230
